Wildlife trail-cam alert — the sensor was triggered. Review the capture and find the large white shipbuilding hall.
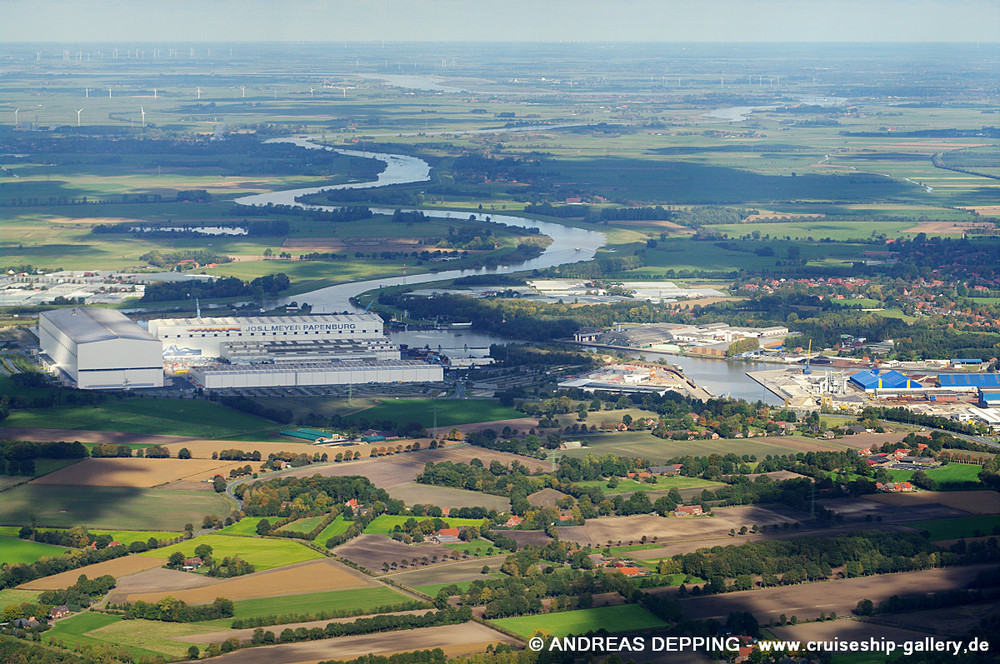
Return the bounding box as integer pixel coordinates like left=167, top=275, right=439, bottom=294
left=38, top=307, right=164, bottom=389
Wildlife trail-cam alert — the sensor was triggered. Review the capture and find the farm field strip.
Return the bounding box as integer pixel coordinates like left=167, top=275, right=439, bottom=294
left=0, top=535, right=71, bottom=565
left=905, top=514, right=1000, bottom=541
left=125, top=558, right=375, bottom=604
left=138, top=534, right=323, bottom=571
left=491, top=605, right=668, bottom=638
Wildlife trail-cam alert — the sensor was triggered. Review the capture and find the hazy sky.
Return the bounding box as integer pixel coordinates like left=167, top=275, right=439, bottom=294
left=2, top=0, right=999, bottom=43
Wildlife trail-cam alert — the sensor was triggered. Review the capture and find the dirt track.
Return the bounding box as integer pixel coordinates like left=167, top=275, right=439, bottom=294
left=670, top=564, right=995, bottom=622
left=191, top=622, right=519, bottom=664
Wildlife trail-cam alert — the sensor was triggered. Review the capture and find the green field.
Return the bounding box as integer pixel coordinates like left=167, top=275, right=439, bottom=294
left=559, top=432, right=854, bottom=463
left=411, top=579, right=497, bottom=596
left=314, top=516, right=352, bottom=542
left=887, top=463, right=983, bottom=487
left=217, top=517, right=271, bottom=536
left=228, top=586, right=419, bottom=620
left=906, top=515, right=1000, bottom=541
left=0, top=588, right=42, bottom=608
left=363, top=515, right=488, bottom=535
left=491, top=604, right=668, bottom=638
left=4, top=398, right=278, bottom=438
left=277, top=515, right=328, bottom=534
left=0, top=535, right=70, bottom=565
left=344, top=399, right=522, bottom=429
left=575, top=475, right=726, bottom=494
left=42, top=612, right=171, bottom=659
left=139, top=534, right=322, bottom=570
left=0, top=485, right=233, bottom=530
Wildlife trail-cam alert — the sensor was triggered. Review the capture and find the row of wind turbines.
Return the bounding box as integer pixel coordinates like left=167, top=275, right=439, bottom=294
left=13, top=81, right=355, bottom=129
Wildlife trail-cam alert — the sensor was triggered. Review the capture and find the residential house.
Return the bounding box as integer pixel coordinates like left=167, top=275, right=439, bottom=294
left=434, top=528, right=461, bottom=543
left=49, top=606, right=70, bottom=620
left=674, top=505, right=704, bottom=517
left=504, top=515, right=522, bottom=528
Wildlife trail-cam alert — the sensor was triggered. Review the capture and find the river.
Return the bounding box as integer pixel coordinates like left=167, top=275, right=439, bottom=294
left=234, top=137, right=606, bottom=313
left=232, top=136, right=777, bottom=401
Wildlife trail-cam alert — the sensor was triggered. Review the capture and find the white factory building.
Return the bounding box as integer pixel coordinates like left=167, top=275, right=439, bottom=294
left=150, top=312, right=443, bottom=390
left=189, top=360, right=443, bottom=390
left=38, top=307, right=164, bottom=389
left=148, top=314, right=385, bottom=358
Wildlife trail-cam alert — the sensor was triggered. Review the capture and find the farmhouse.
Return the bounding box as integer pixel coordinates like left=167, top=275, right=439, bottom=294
left=49, top=606, right=70, bottom=620
left=504, top=515, right=523, bottom=527
left=876, top=481, right=914, bottom=492
left=433, top=528, right=461, bottom=543
left=674, top=505, right=704, bottom=517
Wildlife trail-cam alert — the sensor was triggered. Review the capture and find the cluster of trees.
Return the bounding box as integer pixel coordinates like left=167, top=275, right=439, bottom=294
left=247, top=607, right=472, bottom=647
left=671, top=531, right=971, bottom=593
left=0, top=637, right=129, bottom=664
left=0, top=440, right=88, bottom=475
left=141, top=273, right=290, bottom=302
left=1, top=373, right=116, bottom=412
left=119, top=596, right=234, bottom=622
left=316, top=649, right=450, bottom=664
left=38, top=575, right=116, bottom=609
left=0, top=543, right=132, bottom=590
left=238, top=475, right=392, bottom=518
left=19, top=527, right=165, bottom=553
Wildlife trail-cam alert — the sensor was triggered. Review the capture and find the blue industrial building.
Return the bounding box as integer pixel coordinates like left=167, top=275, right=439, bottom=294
left=938, top=373, right=1000, bottom=388
left=849, top=369, right=922, bottom=391
left=979, top=388, right=1000, bottom=408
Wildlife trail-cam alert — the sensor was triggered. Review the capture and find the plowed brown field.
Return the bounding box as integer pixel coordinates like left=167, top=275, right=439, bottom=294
left=194, top=622, right=518, bottom=664
left=30, top=458, right=244, bottom=488
left=19, top=556, right=167, bottom=590
left=125, top=559, right=374, bottom=604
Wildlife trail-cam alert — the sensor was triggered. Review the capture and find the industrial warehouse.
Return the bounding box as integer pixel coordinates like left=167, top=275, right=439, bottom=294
left=38, top=307, right=164, bottom=389
left=37, top=308, right=442, bottom=390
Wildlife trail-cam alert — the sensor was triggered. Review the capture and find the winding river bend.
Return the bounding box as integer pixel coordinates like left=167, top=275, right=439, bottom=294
left=234, top=137, right=606, bottom=312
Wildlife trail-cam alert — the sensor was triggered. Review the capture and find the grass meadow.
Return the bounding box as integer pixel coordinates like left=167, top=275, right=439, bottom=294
left=491, top=604, right=668, bottom=638
left=139, top=534, right=322, bottom=570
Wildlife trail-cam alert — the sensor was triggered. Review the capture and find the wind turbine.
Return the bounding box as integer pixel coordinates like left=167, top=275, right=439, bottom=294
left=13, top=108, right=19, bottom=128
left=153, top=88, right=157, bottom=99
left=309, top=87, right=314, bottom=97
left=140, top=106, right=145, bottom=127
left=241, top=85, right=245, bottom=98
left=75, top=107, right=84, bottom=127
left=196, top=87, right=201, bottom=100
left=85, top=88, right=89, bottom=98
left=108, top=87, right=112, bottom=98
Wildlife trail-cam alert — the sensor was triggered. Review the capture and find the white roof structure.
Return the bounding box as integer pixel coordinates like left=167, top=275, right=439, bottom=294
left=40, top=307, right=158, bottom=343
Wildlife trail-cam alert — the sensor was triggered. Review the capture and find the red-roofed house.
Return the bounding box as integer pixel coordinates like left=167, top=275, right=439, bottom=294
left=345, top=499, right=359, bottom=508
left=504, top=515, right=522, bottom=528
left=674, top=505, right=704, bottom=517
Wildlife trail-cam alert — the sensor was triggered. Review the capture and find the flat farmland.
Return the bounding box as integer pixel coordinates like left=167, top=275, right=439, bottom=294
left=364, top=515, right=488, bottom=534
left=334, top=534, right=459, bottom=573
left=560, top=432, right=872, bottom=463
left=175, top=609, right=437, bottom=645
left=107, top=567, right=224, bottom=604
left=0, top=485, right=232, bottom=530
left=277, top=515, right=328, bottom=534
left=139, top=534, right=322, bottom=571
left=30, top=457, right=247, bottom=488
left=270, top=445, right=548, bottom=489
left=905, top=514, right=1000, bottom=541
left=162, top=439, right=323, bottom=459
left=126, top=558, right=374, bottom=604
left=385, top=556, right=507, bottom=589
left=2, top=398, right=278, bottom=438
left=863, top=490, right=1000, bottom=515
left=575, top=475, right=725, bottom=494
left=20, top=555, right=167, bottom=590
left=0, top=535, right=70, bottom=565
left=557, top=504, right=809, bottom=546
left=0, top=427, right=195, bottom=446
left=228, top=586, right=417, bottom=620
left=388, top=482, right=511, bottom=511
left=344, top=399, right=522, bottom=428
left=218, top=517, right=272, bottom=536
left=492, top=605, right=667, bottom=638
left=868, top=601, right=1000, bottom=637
left=673, top=564, right=995, bottom=623
left=313, top=516, right=351, bottom=542
left=198, top=622, right=520, bottom=664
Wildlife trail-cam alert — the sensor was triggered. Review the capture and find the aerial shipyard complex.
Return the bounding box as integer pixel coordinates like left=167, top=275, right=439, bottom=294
left=37, top=307, right=443, bottom=391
